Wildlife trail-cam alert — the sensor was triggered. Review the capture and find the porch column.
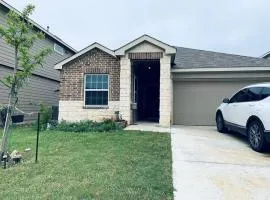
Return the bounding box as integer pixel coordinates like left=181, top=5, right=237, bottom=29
left=119, top=55, right=132, bottom=124
left=159, top=55, right=172, bottom=126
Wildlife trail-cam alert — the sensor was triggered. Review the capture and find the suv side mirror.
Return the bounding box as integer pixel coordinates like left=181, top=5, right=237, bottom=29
left=222, top=98, right=230, bottom=103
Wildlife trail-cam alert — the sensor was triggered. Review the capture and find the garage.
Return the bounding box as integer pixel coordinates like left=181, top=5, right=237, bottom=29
left=172, top=70, right=270, bottom=125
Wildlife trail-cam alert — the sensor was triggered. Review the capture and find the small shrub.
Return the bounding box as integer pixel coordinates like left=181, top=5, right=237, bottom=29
left=36, top=103, right=52, bottom=130
left=48, top=120, right=58, bottom=129
left=54, top=119, right=125, bottom=133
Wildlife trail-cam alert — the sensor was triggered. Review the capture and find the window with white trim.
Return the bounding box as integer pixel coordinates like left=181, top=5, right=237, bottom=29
left=54, top=43, right=65, bottom=55
left=84, top=74, right=109, bottom=106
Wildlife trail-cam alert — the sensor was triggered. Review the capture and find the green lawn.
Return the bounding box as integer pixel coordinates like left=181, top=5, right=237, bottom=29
left=0, top=127, right=173, bottom=200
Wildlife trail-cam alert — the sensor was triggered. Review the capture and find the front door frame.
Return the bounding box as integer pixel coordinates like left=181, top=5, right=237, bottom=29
left=131, top=59, right=160, bottom=123
left=119, top=52, right=173, bottom=126
left=116, top=38, right=175, bottom=127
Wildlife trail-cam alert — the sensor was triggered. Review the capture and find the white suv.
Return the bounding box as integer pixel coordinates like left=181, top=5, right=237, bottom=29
left=216, top=83, right=270, bottom=152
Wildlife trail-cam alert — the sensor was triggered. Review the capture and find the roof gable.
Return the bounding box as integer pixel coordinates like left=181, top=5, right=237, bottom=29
left=115, top=35, right=176, bottom=56
left=54, top=43, right=116, bottom=69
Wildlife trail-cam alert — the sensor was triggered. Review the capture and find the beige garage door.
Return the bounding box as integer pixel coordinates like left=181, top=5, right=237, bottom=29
left=173, top=80, right=259, bottom=125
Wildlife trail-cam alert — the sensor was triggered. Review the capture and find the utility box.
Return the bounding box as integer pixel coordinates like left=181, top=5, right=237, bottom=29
left=131, top=103, right=137, bottom=110
left=131, top=103, right=137, bottom=124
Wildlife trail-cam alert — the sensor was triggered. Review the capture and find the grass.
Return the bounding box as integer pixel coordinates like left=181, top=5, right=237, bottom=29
left=0, top=127, right=173, bottom=200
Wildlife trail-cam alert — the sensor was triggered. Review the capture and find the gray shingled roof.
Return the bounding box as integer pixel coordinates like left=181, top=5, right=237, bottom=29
left=173, top=47, right=270, bottom=69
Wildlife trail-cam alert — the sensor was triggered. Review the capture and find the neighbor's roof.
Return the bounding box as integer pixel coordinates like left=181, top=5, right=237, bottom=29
left=173, top=47, right=270, bottom=69
left=0, top=0, right=76, bottom=53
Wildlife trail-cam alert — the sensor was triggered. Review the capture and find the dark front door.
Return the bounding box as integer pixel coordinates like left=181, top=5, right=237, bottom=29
left=132, top=60, right=160, bottom=122
left=140, top=84, right=159, bottom=121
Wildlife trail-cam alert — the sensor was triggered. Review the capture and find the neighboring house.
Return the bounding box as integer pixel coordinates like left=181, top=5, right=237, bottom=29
left=55, top=35, right=270, bottom=127
left=0, top=0, right=76, bottom=122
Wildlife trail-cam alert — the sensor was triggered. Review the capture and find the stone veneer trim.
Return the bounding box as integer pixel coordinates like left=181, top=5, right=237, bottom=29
left=59, top=101, right=120, bottom=122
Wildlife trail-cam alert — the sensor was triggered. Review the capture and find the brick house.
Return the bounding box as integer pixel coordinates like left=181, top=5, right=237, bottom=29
left=55, top=35, right=270, bottom=127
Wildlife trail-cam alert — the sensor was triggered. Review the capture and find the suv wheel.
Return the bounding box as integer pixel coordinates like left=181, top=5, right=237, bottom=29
left=216, top=113, right=226, bottom=133
left=248, top=120, right=266, bottom=152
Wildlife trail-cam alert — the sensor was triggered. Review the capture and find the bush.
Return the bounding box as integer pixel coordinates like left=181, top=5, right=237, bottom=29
left=37, top=103, right=52, bottom=130
left=48, top=120, right=58, bottom=129
left=54, top=119, right=125, bottom=132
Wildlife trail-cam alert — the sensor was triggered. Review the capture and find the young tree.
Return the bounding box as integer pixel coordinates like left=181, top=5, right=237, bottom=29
left=0, top=4, right=51, bottom=158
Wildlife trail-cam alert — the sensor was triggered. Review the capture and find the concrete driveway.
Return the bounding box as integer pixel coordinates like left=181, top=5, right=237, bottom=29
left=171, top=126, right=270, bottom=200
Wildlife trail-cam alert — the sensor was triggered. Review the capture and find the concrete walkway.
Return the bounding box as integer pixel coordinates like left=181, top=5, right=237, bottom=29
left=124, top=122, right=170, bottom=133
left=171, top=126, right=270, bottom=200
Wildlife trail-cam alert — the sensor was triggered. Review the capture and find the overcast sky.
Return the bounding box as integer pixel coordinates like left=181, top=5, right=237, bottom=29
left=4, top=0, right=270, bottom=57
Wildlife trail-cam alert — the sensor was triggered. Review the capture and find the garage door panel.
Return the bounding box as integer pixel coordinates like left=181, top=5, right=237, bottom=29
left=173, top=80, right=259, bottom=125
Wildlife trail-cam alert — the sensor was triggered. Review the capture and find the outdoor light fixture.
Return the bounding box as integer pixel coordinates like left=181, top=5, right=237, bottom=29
left=148, top=66, right=151, bottom=70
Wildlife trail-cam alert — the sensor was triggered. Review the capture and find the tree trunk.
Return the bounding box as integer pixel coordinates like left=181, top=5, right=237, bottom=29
left=0, top=99, right=12, bottom=158
left=0, top=48, right=18, bottom=159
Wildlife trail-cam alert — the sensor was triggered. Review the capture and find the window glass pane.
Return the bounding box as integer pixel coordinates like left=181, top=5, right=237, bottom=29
left=103, top=75, right=108, bottom=84
left=246, top=87, right=262, bottom=101
left=85, top=91, right=108, bottom=105
left=97, top=82, right=102, bottom=89
left=86, top=82, right=91, bottom=89
left=86, top=75, right=93, bottom=89
left=97, top=75, right=102, bottom=82
left=97, top=91, right=102, bottom=105
left=92, top=75, right=97, bottom=83
left=85, top=91, right=93, bottom=105
left=86, top=81, right=96, bottom=89
left=103, top=83, right=108, bottom=89
left=86, top=75, right=91, bottom=83
left=85, top=74, right=109, bottom=89
left=102, top=91, right=108, bottom=105
left=261, top=87, right=270, bottom=99
left=54, top=43, right=65, bottom=55
left=230, top=89, right=248, bottom=103
left=85, top=75, right=91, bottom=89
left=91, top=82, right=96, bottom=89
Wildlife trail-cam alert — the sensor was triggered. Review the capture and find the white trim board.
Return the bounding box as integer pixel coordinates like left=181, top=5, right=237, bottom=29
left=171, top=67, right=270, bottom=73
left=54, top=43, right=116, bottom=69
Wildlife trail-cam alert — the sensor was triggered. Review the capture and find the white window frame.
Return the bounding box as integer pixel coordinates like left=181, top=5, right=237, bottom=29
left=54, top=43, right=65, bottom=55
left=84, top=74, right=109, bottom=107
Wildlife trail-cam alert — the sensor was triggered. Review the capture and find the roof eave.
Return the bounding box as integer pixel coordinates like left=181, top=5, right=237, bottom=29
left=171, top=67, right=270, bottom=73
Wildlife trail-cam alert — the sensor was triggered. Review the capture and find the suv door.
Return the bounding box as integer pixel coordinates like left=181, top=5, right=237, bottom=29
left=223, top=89, right=249, bottom=125
left=241, top=87, right=263, bottom=125
left=223, top=87, right=262, bottom=126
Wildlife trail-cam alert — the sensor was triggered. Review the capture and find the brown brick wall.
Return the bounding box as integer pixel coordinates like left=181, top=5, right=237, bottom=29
left=60, top=48, right=120, bottom=101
